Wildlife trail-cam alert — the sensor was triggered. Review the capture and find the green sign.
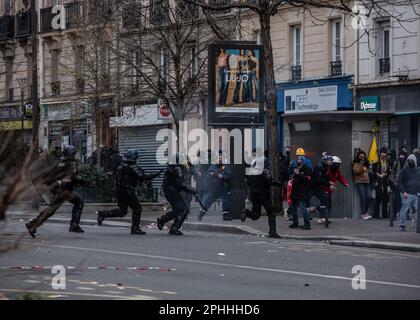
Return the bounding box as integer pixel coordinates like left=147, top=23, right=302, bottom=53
left=360, top=96, right=380, bottom=112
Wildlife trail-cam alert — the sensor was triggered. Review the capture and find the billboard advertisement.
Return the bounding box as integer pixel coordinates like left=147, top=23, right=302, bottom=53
left=208, top=42, right=264, bottom=125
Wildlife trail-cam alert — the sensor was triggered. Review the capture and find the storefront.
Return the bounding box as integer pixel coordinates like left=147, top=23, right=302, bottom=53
left=354, top=82, right=420, bottom=152
left=0, top=105, right=33, bottom=144
left=277, top=76, right=393, bottom=218
left=110, top=103, right=173, bottom=201
left=41, top=101, right=91, bottom=161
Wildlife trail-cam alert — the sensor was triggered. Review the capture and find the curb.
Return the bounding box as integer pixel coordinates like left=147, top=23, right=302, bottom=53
left=328, top=240, right=420, bottom=253
left=8, top=213, right=420, bottom=253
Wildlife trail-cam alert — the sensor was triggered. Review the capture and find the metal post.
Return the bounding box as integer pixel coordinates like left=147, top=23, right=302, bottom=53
left=31, top=0, right=39, bottom=151
left=417, top=193, right=420, bottom=234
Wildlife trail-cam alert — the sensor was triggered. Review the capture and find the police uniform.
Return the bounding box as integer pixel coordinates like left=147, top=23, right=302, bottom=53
left=25, top=145, right=88, bottom=238
left=241, top=158, right=281, bottom=238
left=157, top=161, right=197, bottom=235
left=96, top=149, right=162, bottom=235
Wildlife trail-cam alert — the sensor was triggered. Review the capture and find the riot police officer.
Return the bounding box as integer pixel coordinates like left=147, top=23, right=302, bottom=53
left=25, top=145, right=88, bottom=238
left=157, top=157, right=198, bottom=236
left=96, top=149, right=162, bottom=235
left=241, top=157, right=282, bottom=238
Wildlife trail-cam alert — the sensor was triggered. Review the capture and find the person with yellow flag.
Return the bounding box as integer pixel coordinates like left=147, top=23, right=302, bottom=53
left=368, top=135, right=379, bottom=165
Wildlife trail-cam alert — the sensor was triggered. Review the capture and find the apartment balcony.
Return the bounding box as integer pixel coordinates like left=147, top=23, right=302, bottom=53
left=40, top=7, right=54, bottom=33
left=16, top=11, right=31, bottom=38
left=379, top=57, right=390, bottom=75
left=0, top=15, right=15, bottom=40
left=176, top=1, right=199, bottom=19
left=40, top=2, right=84, bottom=34
left=208, top=0, right=232, bottom=15
left=330, top=60, right=342, bottom=77
left=150, top=0, right=170, bottom=26
left=66, top=1, right=85, bottom=29
left=291, top=65, right=302, bottom=81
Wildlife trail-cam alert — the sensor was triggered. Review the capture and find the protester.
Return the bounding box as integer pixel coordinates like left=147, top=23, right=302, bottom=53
left=352, top=150, right=372, bottom=220
left=390, top=148, right=408, bottom=219
left=398, top=154, right=420, bottom=232
left=372, top=147, right=391, bottom=219
left=289, top=155, right=313, bottom=230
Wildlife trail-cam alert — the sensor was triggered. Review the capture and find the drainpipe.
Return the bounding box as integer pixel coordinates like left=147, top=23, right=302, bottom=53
left=353, top=17, right=360, bottom=111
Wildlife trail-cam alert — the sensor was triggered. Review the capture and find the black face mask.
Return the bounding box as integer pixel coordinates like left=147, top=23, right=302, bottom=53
left=407, top=160, right=416, bottom=169
left=331, top=164, right=340, bottom=171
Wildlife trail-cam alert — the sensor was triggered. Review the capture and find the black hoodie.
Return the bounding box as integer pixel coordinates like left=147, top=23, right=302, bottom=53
left=398, top=155, right=420, bottom=195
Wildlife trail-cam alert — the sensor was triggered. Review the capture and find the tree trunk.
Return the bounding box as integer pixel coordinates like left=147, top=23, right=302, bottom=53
left=259, top=12, right=283, bottom=213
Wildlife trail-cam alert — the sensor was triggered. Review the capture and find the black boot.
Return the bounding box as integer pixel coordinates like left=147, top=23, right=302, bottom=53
left=131, top=211, right=145, bottom=235
left=240, top=209, right=251, bottom=222
left=69, top=223, right=84, bottom=233
left=268, top=215, right=280, bottom=238
left=169, top=228, right=183, bottom=236
left=25, top=220, right=37, bottom=239
left=157, top=216, right=167, bottom=231
left=169, top=210, right=187, bottom=235
left=70, top=198, right=84, bottom=230
left=97, top=209, right=121, bottom=226
left=97, top=211, right=106, bottom=226
left=268, top=232, right=281, bottom=239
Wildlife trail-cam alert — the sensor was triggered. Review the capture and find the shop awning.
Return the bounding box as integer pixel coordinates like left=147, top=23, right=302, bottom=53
left=282, top=111, right=394, bottom=122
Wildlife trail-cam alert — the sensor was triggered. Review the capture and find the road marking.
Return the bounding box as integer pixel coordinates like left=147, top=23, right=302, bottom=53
left=31, top=243, right=420, bottom=290
left=0, top=288, right=155, bottom=300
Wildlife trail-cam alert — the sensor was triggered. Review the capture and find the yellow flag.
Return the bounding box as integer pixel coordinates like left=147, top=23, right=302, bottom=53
left=368, top=135, right=379, bottom=164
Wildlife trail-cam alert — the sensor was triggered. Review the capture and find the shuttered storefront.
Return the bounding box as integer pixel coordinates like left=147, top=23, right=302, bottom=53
left=117, top=125, right=167, bottom=192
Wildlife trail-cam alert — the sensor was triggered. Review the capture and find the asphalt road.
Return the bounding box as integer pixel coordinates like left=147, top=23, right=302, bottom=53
left=1, top=221, right=420, bottom=300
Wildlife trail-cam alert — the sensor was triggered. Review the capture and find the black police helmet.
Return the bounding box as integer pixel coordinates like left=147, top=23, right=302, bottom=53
left=63, top=145, right=77, bottom=158
left=124, top=149, right=139, bottom=162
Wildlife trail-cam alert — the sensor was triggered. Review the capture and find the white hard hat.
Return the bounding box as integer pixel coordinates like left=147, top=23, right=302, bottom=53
left=332, top=156, right=342, bottom=164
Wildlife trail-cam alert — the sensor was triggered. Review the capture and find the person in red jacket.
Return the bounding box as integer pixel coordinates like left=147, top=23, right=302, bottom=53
left=321, top=156, right=349, bottom=222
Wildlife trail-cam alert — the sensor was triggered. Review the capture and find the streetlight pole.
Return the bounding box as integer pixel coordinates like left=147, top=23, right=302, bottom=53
left=17, top=78, right=26, bottom=131
left=31, top=0, right=39, bottom=152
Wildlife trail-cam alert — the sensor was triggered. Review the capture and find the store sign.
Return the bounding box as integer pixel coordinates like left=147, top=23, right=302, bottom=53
left=0, top=120, right=32, bottom=130
left=158, top=100, right=172, bottom=120
left=284, top=85, right=338, bottom=113
left=110, top=104, right=173, bottom=128
left=0, top=106, right=20, bottom=120
left=24, top=103, right=33, bottom=118
left=359, top=96, right=380, bottom=112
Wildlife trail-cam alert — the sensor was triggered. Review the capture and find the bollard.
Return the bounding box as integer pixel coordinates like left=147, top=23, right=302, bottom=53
left=417, top=193, right=420, bottom=234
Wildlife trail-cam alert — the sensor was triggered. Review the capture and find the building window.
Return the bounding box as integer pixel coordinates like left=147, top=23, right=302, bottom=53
left=377, top=20, right=391, bottom=75
left=291, top=25, right=302, bottom=81
left=293, top=25, right=301, bottom=66
left=331, top=19, right=341, bottom=62
left=122, top=0, right=141, bottom=30
left=176, top=0, right=199, bottom=19
left=51, top=49, right=60, bottom=83
left=158, top=47, right=168, bottom=91
left=330, top=19, right=342, bottom=76
left=133, top=50, right=140, bottom=92
left=189, top=44, right=197, bottom=79
left=150, top=0, right=169, bottom=26
left=253, top=29, right=261, bottom=45
left=5, top=57, right=13, bottom=101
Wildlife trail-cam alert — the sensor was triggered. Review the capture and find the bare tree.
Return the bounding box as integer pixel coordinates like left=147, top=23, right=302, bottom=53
left=110, top=0, right=231, bottom=139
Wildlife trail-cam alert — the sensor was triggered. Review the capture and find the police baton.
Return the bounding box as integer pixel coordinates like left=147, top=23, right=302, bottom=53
left=192, top=193, right=207, bottom=211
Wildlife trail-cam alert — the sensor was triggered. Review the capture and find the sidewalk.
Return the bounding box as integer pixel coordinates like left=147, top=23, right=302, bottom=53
left=5, top=202, right=420, bottom=252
